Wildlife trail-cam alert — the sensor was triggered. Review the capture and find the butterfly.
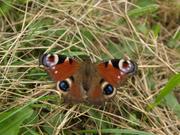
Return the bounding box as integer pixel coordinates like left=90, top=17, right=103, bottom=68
left=39, top=53, right=137, bottom=105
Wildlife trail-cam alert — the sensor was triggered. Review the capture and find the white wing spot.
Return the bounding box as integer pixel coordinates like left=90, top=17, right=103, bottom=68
left=65, top=57, right=69, bottom=62
left=117, top=75, right=121, bottom=79
left=52, top=66, right=55, bottom=70
left=108, top=60, right=112, bottom=65
left=120, top=72, right=124, bottom=75
left=54, top=70, right=58, bottom=74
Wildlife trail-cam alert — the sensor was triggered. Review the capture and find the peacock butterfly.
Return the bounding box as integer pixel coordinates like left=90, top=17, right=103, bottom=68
left=39, top=53, right=137, bottom=105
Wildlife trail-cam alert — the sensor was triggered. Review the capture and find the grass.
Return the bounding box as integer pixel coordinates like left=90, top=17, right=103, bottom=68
left=0, top=0, right=180, bottom=135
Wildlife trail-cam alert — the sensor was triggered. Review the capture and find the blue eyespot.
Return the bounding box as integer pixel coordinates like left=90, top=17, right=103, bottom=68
left=103, top=84, right=114, bottom=95
left=58, top=80, right=69, bottom=92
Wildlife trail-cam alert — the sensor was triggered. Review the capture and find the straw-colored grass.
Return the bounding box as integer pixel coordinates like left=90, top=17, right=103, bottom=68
left=0, top=0, right=179, bottom=135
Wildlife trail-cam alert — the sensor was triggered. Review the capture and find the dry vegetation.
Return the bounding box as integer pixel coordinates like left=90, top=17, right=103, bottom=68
left=0, top=0, right=180, bottom=135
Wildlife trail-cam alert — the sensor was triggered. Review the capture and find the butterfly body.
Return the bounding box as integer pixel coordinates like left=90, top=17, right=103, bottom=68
left=40, top=53, right=137, bottom=105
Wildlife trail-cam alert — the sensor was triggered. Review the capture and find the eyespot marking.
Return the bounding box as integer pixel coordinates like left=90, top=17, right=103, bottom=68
left=118, top=59, right=136, bottom=74
left=41, top=54, right=59, bottom=67
left=57, top=78, right=72, bottom=93
left=101, top=81, right=108, bottom=92
left=101, top=81, right=116, bottom=99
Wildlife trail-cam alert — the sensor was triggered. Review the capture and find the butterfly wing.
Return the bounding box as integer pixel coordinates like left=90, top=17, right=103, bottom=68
left=39, top=53, right=79, bottom=81
left=97, top=59, right=137, bottom=85
left=87, top=58, right=137, bottom=104
left=39, top=53, right=85, bottom=103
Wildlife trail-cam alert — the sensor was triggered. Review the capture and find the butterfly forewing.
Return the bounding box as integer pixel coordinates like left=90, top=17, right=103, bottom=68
left=40, top=54, right=80, bottom=82
left=97, top=59, right=137, bottom=86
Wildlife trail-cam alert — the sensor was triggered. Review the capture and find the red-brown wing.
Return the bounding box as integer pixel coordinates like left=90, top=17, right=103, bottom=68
left=63, top=84, right=85, bottom=103
left=46, top=60, right=79, bottom=82
left=40, top=53, right=85, bottom=103
left=98, top=63, right=122, bottom=86
left=97, top=59, right=137, bottom=86
left=87, top=85, right=105, bottom=105
left=40, top=53, right=80, bottom=82
left=87, top=59, right=137, bottom=105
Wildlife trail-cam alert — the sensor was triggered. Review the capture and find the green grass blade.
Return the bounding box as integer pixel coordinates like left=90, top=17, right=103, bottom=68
left=76, top=128, right=154, bottom=135
left=0, top=93, right=46, bottom=124
left=117, top=4, right=159, bottom=24
left=0, top=106, right=33, bottom=135
left=148, top=73, right=180, bottom=110
left=0, top=0, right=13, bottom=16
left=165, top=92, right=180, bottom=118
left=128, top=4, right=159, bottom=18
